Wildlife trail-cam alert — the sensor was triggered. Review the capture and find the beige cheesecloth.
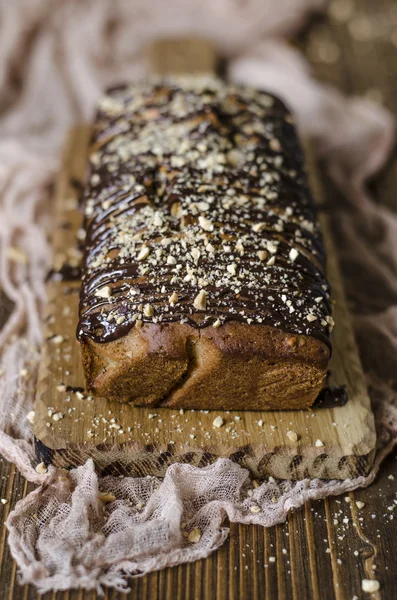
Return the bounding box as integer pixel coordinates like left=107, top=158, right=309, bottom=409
left=0, top=0, right=396, bottom=593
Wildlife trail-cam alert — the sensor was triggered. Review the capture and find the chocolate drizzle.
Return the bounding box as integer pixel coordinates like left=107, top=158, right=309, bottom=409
left=77, top=76, right=334, bottom=347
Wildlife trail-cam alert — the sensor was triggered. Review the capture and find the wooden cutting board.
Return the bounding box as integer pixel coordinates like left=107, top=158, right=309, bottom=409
left=33, top=39, right=376, bottom=480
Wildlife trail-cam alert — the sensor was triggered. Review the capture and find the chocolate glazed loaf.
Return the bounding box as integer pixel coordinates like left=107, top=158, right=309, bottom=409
left=77, top=76, right=334, bottom=410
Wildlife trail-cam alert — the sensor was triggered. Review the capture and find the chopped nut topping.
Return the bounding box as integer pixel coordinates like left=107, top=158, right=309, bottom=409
left=143, top=304, right=154, bottom=317
left=78, top=77, right=332, bottom=347
left=137, top=246, right=150, bottom=261
left=169, top=291, right=178, bottom=304
left=235, top=240, right=244, bottom=254
left=191, top=247, right=200, bottom=261
left=198, top=216, right=213, bottom=232
left=95, top=286, right=111, bottom=299
left=193, top=290, right=207, bottom=311
left=315, top=439, right=324, bottom=447
left=269, top=138, right=281, bottom=152
left=306, top=314, right=317, bottom=322
left=325, top=316, right=335, bottom=331
left=289, top=248, right=299, bottom=262
left=153, top=212, right=163, bottom=227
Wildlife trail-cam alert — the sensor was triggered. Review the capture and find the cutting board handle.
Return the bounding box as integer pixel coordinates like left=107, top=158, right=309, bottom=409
left=148, top=37, right=217, bottom=75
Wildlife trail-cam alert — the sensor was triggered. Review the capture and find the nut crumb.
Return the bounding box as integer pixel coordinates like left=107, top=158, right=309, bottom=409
left=212, top=416, right=224, bottom=428
left=286, top=430, right=298, bottom=443
left=361, top=579, right=380, bottom=593
left=98, top=492, right=116, bottom=503
left=35, top=462, right=48, bottom=475
left=26, top=410, right=35, bottom=425
left=250, top=505, right=261, bottom=514
left=315, top=439, right=324, bottom=447
left=188, top=528, right=201, bottom=543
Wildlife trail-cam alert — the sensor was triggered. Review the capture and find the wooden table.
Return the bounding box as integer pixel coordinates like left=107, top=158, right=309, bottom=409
left=1, top=1, right=396, bottom=598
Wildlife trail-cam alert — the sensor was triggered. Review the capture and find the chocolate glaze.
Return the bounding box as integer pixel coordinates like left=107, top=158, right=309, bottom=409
left=65, top=385, right=85, bottom=394
left=313, top=385, right=348, bottom=408
left=77, top=76, right=333, bottom=347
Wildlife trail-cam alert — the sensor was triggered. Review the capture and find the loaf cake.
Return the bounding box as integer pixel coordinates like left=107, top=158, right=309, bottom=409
left=77, top=76, right=333, bottom=410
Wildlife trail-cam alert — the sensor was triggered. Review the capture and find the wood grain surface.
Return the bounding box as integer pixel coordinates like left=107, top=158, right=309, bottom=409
left=1, top=0, right=397, bottom=598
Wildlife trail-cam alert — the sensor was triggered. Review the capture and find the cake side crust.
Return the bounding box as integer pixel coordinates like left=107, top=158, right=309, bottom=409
left=80, top=321, right=329, bottom=409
